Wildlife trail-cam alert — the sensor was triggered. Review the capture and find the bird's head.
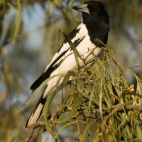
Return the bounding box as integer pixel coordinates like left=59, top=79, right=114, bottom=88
left=72, top=1, right=109, bottom=25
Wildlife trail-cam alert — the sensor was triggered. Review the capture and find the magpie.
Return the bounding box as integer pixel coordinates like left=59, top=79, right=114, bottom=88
left=26, top=1, right=109, bottom=127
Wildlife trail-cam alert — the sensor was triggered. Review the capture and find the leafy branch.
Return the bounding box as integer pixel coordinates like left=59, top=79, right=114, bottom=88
left=25, top=48, right=142, bottom=142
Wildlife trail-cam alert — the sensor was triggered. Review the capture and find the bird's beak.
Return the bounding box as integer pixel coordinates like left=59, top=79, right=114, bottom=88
left=72, top=4, right=90, bottom=14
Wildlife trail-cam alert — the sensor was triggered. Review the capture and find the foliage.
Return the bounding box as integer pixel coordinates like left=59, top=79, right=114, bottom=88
left=0, top=0, right=142, bottom=141
left=26, top=48, right=142, bottom=142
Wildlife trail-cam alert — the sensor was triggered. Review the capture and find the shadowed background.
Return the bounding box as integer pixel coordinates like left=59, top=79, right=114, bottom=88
left=0, top=0, right=142, bottom=141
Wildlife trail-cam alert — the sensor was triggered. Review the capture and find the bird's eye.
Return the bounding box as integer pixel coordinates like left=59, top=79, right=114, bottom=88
left=93, top=6, right=96, bottom=9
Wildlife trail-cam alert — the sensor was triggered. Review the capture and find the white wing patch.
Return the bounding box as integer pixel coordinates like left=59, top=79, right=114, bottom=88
left=42, top=24, right=103, bottom=98
left=45, top=23, right=88, bottom=72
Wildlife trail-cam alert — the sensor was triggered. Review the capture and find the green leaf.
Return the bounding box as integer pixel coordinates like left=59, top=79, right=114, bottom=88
left=82, top=120, right=96, bottom=141
left=12, top=0, right=21, bottom=42
left=36, top=127, right=44, bottom=142
left=136, top=125, right=142, bottom=142
left=56, top=93, right=79, bottom=123
left=61, top=31, right=84, bottom=68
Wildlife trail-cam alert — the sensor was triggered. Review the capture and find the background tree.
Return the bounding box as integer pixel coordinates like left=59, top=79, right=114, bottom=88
left=0, top=0, right=142, bottom=141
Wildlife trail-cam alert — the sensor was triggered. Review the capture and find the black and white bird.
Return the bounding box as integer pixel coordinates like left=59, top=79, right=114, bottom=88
left=26, top=1, right=109, bottom=127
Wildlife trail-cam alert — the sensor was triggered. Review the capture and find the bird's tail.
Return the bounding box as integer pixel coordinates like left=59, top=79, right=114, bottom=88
left=25, top=94, right=46, bottom=128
